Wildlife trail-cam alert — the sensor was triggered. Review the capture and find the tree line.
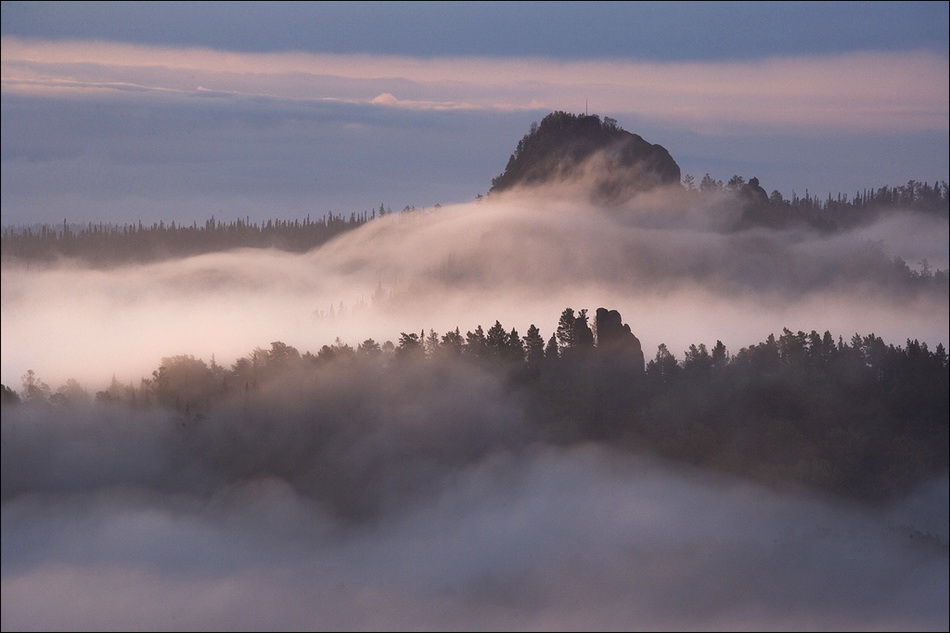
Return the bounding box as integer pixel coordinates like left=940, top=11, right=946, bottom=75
left=0, top=210, right=379, bottom=266
left=4, top=307, right=946, bottom=503
left=686, top=174, right=948, bottom=230
left=3, top=176, right=946, bottom=266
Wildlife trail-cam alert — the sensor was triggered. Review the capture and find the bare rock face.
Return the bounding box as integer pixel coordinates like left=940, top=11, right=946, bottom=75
left=595, top=307, right=644, bottom=371
left=489, top=111, right=681, bottom=203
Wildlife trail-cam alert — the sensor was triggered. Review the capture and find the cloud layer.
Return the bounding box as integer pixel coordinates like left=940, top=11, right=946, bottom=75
left=3, top=38, right=947, bottom=227
left=4, top=38, right=947, bottom=134
left=2, top=393, right=947, bottom=630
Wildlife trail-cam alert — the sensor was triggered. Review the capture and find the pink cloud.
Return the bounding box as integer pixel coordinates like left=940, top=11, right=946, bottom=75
left=2, top=37, right=947, bottom=133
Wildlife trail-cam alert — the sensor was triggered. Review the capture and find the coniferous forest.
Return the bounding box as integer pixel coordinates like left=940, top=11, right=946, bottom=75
left=4, top=306, right=947, bottom=510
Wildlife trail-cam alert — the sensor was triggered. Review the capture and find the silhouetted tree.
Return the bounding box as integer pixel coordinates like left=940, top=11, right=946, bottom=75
left=465, top=325, right=488, bottom=359
left=700, top=173, right=722, bottom=192
left=395, top=332, right=424, bottom=362
left=357, top=338, right=382, bottom=357
left=646, top=344, right=680, bottom=384
left=1, top=383, right=21, bottom=405
left=424, top=329, right=441, bottom=359
left=711, top=340, right=729, bottom=370
left=506, top=327, right=526, bottom=363
left=440, top=328, right=465, bottom=358
left=683, top=343, right=712, bottom=378
left=523, top=324, right=546, bottom=365
left=486, top=321, right=509, bottom=357
left=150, top=355, right=214, bottom=412
left=555, top=308, right=577, bottom=356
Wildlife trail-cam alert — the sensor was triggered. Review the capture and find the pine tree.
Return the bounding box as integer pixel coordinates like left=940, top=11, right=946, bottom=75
left=555, top=308, right=576, bottom=355
left=523, top=324, right=546, bottom=365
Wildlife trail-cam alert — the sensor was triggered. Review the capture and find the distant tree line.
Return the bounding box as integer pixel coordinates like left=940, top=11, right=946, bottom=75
left=4, top=177, right=945, bottom=267
left=0, top=209, right=379, bottom=266
left=684, top=174, right=948, bottom=231
left=4, top=307, right=946, bottom=503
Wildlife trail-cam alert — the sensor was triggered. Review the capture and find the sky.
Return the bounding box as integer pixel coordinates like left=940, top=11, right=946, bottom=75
left=1, top=1, right=948, bottom=226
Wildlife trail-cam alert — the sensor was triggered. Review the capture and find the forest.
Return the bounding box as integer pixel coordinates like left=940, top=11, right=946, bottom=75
left=4, top=306, right=947, bottom=513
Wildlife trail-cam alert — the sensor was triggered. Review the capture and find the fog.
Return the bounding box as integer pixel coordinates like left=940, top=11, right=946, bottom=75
left=2, top=186, right=948, bottom=629
left=2, top=187, right=947, bottom=391
left=2, top=366, right=947, bottom=630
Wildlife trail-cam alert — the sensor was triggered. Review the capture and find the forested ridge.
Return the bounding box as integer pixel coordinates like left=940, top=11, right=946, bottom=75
left=5, top=307, right=947, bottom=509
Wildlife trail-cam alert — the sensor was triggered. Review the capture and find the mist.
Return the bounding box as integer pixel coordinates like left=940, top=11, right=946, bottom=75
left=2, top=182, right=948, bottom=629
left=2, top=362, right=947, bottom=630
left=2, top=186, right=946, bottom=390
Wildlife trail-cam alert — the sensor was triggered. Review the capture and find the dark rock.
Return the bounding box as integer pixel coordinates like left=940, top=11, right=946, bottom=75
left=489, top=111, right=680, bottom=202
left=595, top=308, right=644, bottom=371
left=739, top=177, right=770, bottom=209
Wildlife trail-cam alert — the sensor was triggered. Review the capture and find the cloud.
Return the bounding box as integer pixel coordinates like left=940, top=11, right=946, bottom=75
left=3, top=37, right=946, bottom=228
left=3, top=37, right=947, bottom=134
left=370, top=92, right=480, bottom=111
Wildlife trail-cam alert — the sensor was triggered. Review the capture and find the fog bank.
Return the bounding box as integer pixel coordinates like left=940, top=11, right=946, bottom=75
left=2, top=395, right=947, bottom=630
left=2, top=190, right=947, bottom=390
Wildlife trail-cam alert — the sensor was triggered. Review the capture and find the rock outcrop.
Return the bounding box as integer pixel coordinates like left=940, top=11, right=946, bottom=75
left=489, top=111, right=680, bottom=203
left=595, top=307, right=644, bottom=371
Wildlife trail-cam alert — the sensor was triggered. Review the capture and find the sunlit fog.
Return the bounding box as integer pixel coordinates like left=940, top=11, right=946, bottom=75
left=2, top=187, right=946, bottom=390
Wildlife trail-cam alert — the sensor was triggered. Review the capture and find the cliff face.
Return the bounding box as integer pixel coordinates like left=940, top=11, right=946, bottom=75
left=489, top=111, right=681, bottom=202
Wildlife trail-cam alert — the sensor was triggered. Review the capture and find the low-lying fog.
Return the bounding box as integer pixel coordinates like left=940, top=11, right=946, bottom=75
left=2, top=186, right=948, bottom=629
left=1, top=187, right=947, bottom=390
left=2, top=393, right=947, bottom=630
